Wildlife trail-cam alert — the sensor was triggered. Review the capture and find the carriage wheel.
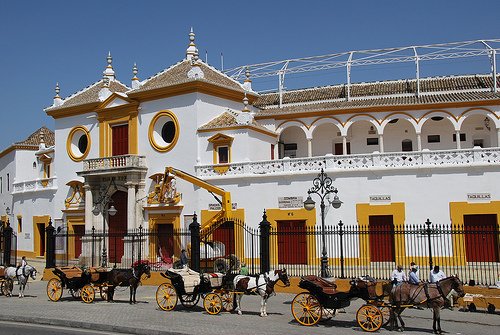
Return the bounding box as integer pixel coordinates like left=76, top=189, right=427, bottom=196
left=221, top=291, right=234, bottom=311
left=81, top=285, right=95, bottom=304
left=70, top=288, right=82, bottom=300
left=379, top=305, right=391, bottom=326
left=100, top=286, right=108, bottom=301
left=356, top=304, right=383, bottom=332
left=291, top=292, right=322, bottom=326
left=204, top=293, right=223, bottom=315
left=180, top=294, right=200, bottom=308
left=47, top=278, right=63, bottom=302
left=156, top=283, right=177, bottom=311
left=0, top=281, right=3, bottom=296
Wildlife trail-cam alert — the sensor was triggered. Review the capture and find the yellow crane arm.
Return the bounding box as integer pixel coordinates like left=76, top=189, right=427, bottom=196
left=163, top=167, right=232, bottom=215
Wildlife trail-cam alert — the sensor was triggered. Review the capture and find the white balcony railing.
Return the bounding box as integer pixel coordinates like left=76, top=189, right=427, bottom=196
left=12, top=177, right=58, bottom=194
left=196, top=147, right=500, bottom=178
left=82, top=155, right=147, bottom=172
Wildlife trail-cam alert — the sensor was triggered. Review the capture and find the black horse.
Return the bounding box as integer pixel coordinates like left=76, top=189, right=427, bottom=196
left=107, top=261, right=151, bottom=304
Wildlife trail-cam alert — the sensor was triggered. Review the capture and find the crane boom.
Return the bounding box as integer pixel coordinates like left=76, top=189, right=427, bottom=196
left=159, top=167, right=232, bottom=237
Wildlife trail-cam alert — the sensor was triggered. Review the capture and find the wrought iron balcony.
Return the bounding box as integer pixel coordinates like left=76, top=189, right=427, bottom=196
left=196, top=147, right=500, bottom=178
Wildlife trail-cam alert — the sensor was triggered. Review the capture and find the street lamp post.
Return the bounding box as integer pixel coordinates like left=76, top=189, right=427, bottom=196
left=92, top=181, right=117, bottom=267
left=304, top=168, right=341, bottom=278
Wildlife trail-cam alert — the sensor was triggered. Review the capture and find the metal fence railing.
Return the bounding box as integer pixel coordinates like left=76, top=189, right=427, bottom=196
left=45, top=215, right=499, bottom=286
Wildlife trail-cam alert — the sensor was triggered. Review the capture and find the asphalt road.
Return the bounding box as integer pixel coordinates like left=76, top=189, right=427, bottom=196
left=0, top=280, right=498, bottom=335
left=0, top=321, right=121, bottom=335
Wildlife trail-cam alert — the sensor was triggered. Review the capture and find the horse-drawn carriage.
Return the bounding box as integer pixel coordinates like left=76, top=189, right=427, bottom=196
left=155, top=267, right=233, bottom=313
left=156, top=267, right=290, bottom=317
left=291, top=275, right=390, bottom=332
left=47, top=266, right=110, bottom=303
left=47, top=261, right=151, bottom=304
left=291, top=274, right=465, bottom=334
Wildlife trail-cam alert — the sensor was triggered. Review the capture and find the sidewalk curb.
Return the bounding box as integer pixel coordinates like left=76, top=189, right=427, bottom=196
left=0, top=315, right=188, bottom=335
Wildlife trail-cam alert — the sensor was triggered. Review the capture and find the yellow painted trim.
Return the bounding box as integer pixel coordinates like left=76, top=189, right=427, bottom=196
left=148, top=110, right=180, bottom=153
left=345, top=113, right=382, bottom=126
left=67, top=216, right=85, bottom=260
left=46, top=102, right=101, bottom=119
left=382, top=112, right=419, bottom=124
left=128, top=81, right=258, bottom=104
left=449, top=201, right=500, bottom=265
left=147, top=212, right=182, bottom=263
left=459, top=106, right=500, bottom=120
left=66, top=126, right=91, bottom=162
left=33, top=215, right=51, bottom=258
left=265, top=208, right=317, bottom=266
left=200, top=209, right=246, bottom=263
left=419, top=109, right=458, bottom=122
left=276, top=119, right=310, bottom=131
left=99, top=112, right=138, bottom=157
left=356, top=203, right=406, bottom=266
left=198, top=125, right=277, bottom=138
left=16, top=251, right=37, bottom=259
left=17, top=214, right=22, bottom=233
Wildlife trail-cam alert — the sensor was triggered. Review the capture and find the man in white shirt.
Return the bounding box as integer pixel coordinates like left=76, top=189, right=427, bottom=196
left=391, top=265, right=407, bottom=286
left=429, top=266, right=453, bottom=309
left=429, top=265, right=446, bottom=283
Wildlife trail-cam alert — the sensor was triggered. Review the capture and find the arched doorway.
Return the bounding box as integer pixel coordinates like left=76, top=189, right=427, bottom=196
left=108, top=191, right=127, bottom=264
left=278, top=126, right=308, bottom=158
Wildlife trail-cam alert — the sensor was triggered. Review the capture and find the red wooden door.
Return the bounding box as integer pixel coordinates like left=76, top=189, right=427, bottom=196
left=112, top=124, right=129, bottom=156
left=334, top=142, right=351, bottom=155
left=464, top=214, right=498, bottom=262
left=277, top=220, right=307, bottom=264
left=212, top=221, right=235, bottom=255
left=369, top=215, right=395, bottom=262
left=158, top=224, right=174, bottom=260
left=108, top=191, right=127, bottom=264
left=73, top=225, right=85, bottom=258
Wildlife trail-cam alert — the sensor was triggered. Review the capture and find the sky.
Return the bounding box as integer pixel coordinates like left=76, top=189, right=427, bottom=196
left=0, top=0, right=499, bottom=150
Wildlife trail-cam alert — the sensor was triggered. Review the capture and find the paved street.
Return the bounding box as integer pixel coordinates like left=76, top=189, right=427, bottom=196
left=0, top=279, right=498, bottom=335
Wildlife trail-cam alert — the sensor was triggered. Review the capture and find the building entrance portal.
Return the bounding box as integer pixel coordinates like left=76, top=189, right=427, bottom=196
left=277, top=220, right=307, bottom=264
left=108, top=191, right=127, bottom=264
left=369, top=215, right=395, bottom=262
left=464, top=214, right=498, bottom=262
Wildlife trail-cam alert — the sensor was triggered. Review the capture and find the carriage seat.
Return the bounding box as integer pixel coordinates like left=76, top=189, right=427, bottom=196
left=168, top=267, right=201, bottom=294
left=87, top=267, right=108, bottom=282
left=0, top=267, right=5, bottom=277
left=203, top=272, right=224, bottom=288
left=57, top=266, right=83, bottom=279
left=302, top=275, right=338, bottom=295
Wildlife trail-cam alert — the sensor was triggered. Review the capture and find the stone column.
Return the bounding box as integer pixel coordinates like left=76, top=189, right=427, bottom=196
left=342, top=136, right=347, bottom=155
left=455, top=130, right=461, bottom=149
left=378, top=134, right=384, bottom=153
left=126, top=182, right=136, bottom=230
left=307, top=139, right=313, bottom=157
left=84, top=183, right=93, bottom=230
left=417, top=133, right=422, bottom=151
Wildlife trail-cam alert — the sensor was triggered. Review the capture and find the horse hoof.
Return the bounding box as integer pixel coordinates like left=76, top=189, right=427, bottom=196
left=237, top=311, right=242, bottom=315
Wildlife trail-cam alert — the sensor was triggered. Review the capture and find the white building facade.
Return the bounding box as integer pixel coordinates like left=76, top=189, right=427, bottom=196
left=2, top=32, right=499, bottom=270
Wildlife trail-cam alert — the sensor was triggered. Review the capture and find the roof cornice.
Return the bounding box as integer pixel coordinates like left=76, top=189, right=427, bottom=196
left=128, top=80, right=258, bottom=104
left=254, top=98, right=500, bottom=120
left=45, top=102, right=101, bottom=119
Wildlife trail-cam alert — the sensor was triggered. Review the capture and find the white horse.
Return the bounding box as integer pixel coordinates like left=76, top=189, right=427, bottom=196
left=5, top=265, right=37, bottom=298
left=233, top=268, right=290, bottom=317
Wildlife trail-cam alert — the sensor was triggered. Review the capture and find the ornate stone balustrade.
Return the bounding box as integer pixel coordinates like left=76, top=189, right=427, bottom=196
left=196, top=147, right=500, bottom=178
left=12, top=177, right=58, bottom=194
left=82, top=155, right=147, bottom=172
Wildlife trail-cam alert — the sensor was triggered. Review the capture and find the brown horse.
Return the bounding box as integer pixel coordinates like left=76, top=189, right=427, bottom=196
left=107, top=261, right=151, bottom=304
left=389, top=276, right=465, bottom=334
